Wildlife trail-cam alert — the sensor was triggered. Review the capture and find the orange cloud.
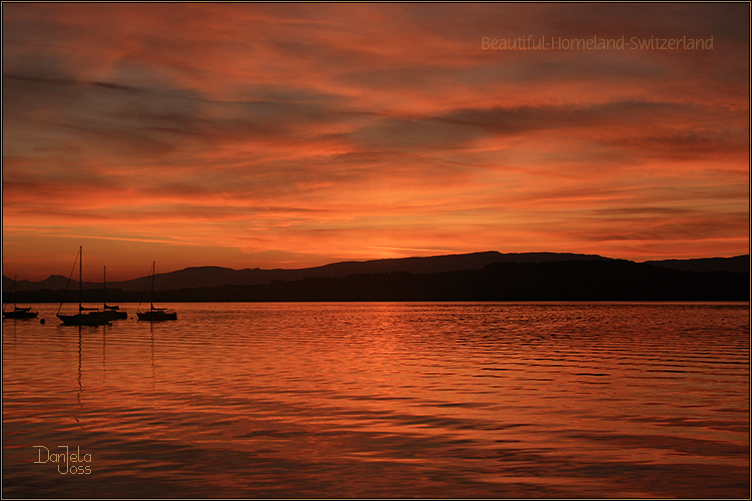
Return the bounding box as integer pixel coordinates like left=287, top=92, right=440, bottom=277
left=3, top=3, right=749, bottom=280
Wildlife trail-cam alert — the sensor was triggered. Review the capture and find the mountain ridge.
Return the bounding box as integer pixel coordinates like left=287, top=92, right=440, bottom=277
left=3, top=251, right=749, bottom=293
left=5, top=258, right=748, bottom=303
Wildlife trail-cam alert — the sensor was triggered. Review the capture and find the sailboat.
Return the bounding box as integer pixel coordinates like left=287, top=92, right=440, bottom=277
left=102, top=266, right=127, bottom=320
left=57, top=247, right=111, bottom=326
left=2, top=275, right=39, bottom=319
left=137, top=261, right=177, bottom=321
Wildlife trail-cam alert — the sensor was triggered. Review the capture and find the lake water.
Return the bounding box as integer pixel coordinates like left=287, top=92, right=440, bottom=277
left=2, top=302, right=749, bottom=498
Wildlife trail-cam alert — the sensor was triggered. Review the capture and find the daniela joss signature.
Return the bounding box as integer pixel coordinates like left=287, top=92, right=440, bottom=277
left=34, top=446, right=92, bottom=474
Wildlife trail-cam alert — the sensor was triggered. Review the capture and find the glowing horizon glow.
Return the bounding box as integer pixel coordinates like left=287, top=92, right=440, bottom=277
left=3, top=3, right=749, bottom=281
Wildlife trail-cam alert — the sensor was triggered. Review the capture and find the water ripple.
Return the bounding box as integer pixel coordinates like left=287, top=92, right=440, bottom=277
left=3, top=302, right=749, bottom=497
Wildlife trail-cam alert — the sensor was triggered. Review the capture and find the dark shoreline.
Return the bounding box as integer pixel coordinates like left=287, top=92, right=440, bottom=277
left=6, top=260, right=749, bottom=303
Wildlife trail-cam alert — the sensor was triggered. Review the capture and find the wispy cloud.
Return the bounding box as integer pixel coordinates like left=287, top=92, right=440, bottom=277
left=2, top=3, right=748, bottom=279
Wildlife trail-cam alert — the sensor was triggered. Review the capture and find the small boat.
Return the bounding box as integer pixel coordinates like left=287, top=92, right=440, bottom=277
left=102, top=266, right=127, bottom=320
left=137, top=261, right=177, bottom=321
left=103, top=303, right=127, bottom=320
left=2, top=276, right=39, bottom=319
left=57, top=246, right=111, bottom=326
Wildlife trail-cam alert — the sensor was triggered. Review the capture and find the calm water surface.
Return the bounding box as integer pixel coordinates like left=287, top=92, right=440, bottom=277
left=3, top=302, right=749, bottom=498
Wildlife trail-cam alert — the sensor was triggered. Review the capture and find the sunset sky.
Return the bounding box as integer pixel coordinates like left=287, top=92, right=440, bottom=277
left=2, top=3, right=749, bottom=281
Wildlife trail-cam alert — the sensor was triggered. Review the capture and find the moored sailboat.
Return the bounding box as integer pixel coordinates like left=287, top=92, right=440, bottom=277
left=102, top=266, right=127, bottom=320
left=137, top=261, right=177, bottom=321
left=57, top=247, right=111, bottom=326
left=2, top=275, right=39, bottom=319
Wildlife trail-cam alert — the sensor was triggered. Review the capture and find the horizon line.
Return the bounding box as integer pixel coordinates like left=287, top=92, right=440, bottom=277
left=3, top=250, right=749, bottom=284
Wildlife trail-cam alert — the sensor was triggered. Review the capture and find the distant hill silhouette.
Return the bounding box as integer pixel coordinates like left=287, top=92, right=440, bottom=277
left=187, top=260, right=744, bottom=302
left=644, top=255, right=749, bottom=274
left=3, top=253, right=749, bottom=303
left=4, top=251, right=609, bottom=292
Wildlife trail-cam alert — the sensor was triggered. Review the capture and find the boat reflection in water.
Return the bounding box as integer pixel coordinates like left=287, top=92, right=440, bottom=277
left=137, top=261, right=177, bottom=322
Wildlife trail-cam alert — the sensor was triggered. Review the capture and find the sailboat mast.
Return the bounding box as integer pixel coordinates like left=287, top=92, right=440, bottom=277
left=151, top=261, right=156, bottom=309
left=78, top=246, right=83, bottom=314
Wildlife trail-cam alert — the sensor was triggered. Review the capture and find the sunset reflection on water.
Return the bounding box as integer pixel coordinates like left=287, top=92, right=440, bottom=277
left=3, top=302, right=749, bottom=498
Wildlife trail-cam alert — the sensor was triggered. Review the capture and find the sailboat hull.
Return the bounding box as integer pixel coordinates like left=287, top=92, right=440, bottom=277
left=3, top=310, right=38, bottom=319
left=57, top=312, right=111, bottom=326
left=103, top=307, right=128, bottom=320
left=137, top=310, right=177, bottom=321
